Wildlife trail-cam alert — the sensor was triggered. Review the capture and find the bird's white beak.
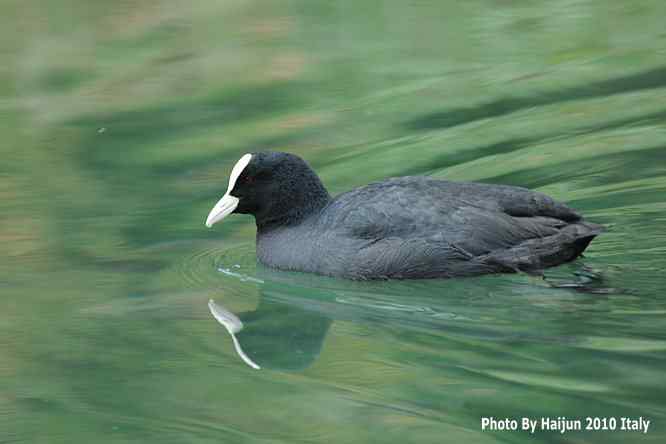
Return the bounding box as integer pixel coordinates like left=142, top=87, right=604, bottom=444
left=205, top=153, right=252, bottom=228
left=205, top=194, right=239, bottom=227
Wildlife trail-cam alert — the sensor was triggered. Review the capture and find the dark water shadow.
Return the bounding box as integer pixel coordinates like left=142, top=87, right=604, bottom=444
left=70, top=81, right=311, bottom=177
left=481, top=144, right=666, bottom=196
left=319, top=108, right=666, bottom=184
left=406, top=66, right=666, bottom=130
left=424, top=109, right=666, bottom=175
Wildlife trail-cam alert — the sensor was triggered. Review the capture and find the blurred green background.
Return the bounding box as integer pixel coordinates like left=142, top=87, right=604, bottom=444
left=2, top=1, right=666, bottom=443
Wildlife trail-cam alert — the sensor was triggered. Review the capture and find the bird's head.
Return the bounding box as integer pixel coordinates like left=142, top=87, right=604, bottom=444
left=205, top=151, right=330, bottom=230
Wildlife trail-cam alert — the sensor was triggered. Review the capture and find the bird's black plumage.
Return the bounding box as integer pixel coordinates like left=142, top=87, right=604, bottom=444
left=207, top=151, right=603, bottom=280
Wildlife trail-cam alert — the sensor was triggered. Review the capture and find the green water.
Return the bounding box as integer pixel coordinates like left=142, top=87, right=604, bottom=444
left=3, top=1, right=666, bottom=443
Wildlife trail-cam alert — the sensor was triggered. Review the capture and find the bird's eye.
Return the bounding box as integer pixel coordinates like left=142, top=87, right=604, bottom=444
left=254, top=171, right=270, bottom=181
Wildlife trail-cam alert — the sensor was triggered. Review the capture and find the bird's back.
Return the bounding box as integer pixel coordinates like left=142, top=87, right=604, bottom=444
left=303, top=177, right=601, bottom=279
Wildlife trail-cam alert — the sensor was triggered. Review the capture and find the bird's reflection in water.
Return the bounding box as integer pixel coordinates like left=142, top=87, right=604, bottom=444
left=207, top=264, right=469, bottom=371
left=207, top=259, right=618, bottom=371
left=208, top=288, right=332, bottom=371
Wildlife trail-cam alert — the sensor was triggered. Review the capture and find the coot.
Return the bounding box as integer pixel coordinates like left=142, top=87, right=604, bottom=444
left=205, top=152, right=603, bottom=280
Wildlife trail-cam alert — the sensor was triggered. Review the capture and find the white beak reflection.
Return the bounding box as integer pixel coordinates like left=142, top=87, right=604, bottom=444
left=208, top=299, right=261, bottom=370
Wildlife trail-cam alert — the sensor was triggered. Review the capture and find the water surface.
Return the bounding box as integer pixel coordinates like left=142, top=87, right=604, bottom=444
left=2, top=1, right=666, bottom=443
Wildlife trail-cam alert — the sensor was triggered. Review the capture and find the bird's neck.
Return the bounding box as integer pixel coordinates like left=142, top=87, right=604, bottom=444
left=255, top=176, right=331, bottom=233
